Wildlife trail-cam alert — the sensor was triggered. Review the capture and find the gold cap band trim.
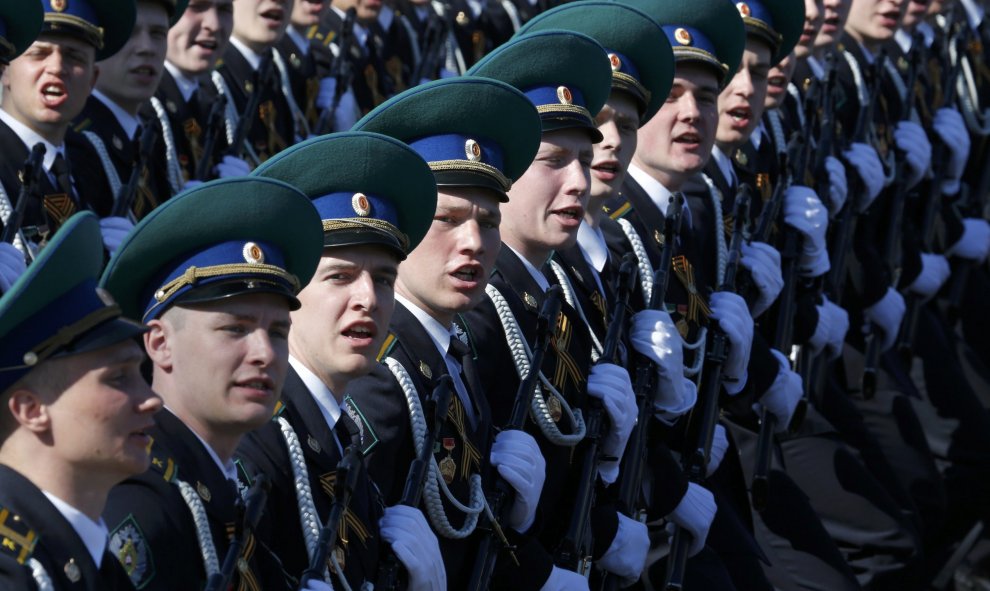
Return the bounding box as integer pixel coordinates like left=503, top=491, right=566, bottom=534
left=152, top=263, right=300, bottom=304
left=429, top=159, right=513, bottom=192
left=44, top=14, right=105, bottom=49
left=322, top=217, right=410, bottom=252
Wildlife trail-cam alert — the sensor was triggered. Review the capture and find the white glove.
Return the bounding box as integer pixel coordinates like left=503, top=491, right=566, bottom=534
left=783, top=185, right=830, bottom=277
left=300, top=580, right=333, bottom=591
left=181, top=179, right=204, bottom=192
left=597, top=513, right=649, bottom=580
left=946, top=218, right=990, bottom=263
left=316, top=76, right=337, bottom=111
left=894, top=120, right=932, bottom=189
left=0, top=243, right=26, bottom=292
left=379, top=505, right=446, bottom=591
left=629, top=310, right=696, bottom=419
left=214, top=155, right=251, bottom=178
left=932, top=107, right=970, bottom=196
left=667, top=482, right=716, bottom=557
left=489, top=429, right=545, bottom=532
left=756, top=349, right=803, bottom=432
left=808, top=296, right=849, bottom=359
left=908, top=253, right=951, bottom=299
left=842, top=142, right=884, bottom=210
left=333, top=88, right=359, bottom=132
left=824, top=155, right=848, bottom=215
left=540, top=566, right=590, bottom=591
left=706, top=424, right=728, bottom=476
left=863, top=287, right=906, bottom=353
left=708, top=291, right=753, bottom=394
left=587, top=363, right=637, bottom=484
left=740, top=241, right=784, bottom=317
left=99, top=216, right=134, bottom=257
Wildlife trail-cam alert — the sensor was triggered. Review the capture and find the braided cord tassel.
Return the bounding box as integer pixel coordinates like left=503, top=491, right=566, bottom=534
left=28, top=558, right=53, bottom=591
left=176, top=479, right=221, bottom=578
left=149, top=97, right=187, bottom=194
left=617, top=218, right=656, bottom=304
left=277, top=416, right=330, bottom=585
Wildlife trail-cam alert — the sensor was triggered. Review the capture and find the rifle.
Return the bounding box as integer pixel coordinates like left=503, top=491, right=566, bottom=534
left=862, top=41, right=921, bottom=399
left=376, top=376, right=454, bottom=590
left=601, top=195, right=684, bottom=591
left=203, top=474, right=271, bottom=591
left=554, top=253, right=638, bottom=578
left=298, top=421, right=364, bottom=589
left=467, top=286, right=563, bottom=591
left=226, top=53, right=273, bottom=164
left=410, top=12, right=448, bottom=84
left=111, top=122, right=158, bottom=218
left=1, top=143, right=46, bottom=245
left=193, top=94, right=229, bottom=182
left=314, top=7, right=357, bottom=136
left=664, top=187, right=751, bottom=591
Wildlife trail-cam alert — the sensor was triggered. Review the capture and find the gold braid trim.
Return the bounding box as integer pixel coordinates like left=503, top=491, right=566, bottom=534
left=672, top=255, right=711, bottom=324
left=44, top=14, right=105, bottom=48
left=27, top=305, right=121, bottom=366
left=536, top=103, right=593, bottom=120
left=429, top=160, right=512, bottom=192
left=322, top=218, right=410, bottom=252
left=153, top=264, right=300, bottom=303
left=612, top=72, right=651, bottom=104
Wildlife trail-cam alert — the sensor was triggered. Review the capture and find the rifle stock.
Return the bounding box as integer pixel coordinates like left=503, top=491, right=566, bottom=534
left=314, top=7, right=357, bottom=136
left=112, top=122, right=159, bottom=218
left=1, top=142, right=46, bottom=245
left=194, top=94, right=229, bottom=181
left=203, top=474, right=271, bottom=591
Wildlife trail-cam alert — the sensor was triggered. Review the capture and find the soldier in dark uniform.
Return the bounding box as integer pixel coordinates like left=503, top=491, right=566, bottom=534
left=0, top=0, right=135, bottom=263
left=0, top=212, right=162, bottom=590
left=70, top=0, right=188, bottom=223
left=351, top=77, right=549, bottom=587
left=240, top=131, right=446, bottom=590
left=275, top=0, right=334, bottom=136
left=99, top=177, right=324, bottom=590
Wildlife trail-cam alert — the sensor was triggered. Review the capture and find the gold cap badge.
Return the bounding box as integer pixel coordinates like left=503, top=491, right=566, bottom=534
left=673, top=28, right=692, bottom=46
left=352, top=193, right=371, bottom=217
left=609, top=53, right=622, bottom=72
left=736, top=2, right=751, bottom=17
left=465, top=139, right=482, bottom=162
left=243, top=242, right=265, bottom=264
left=556, top=86, right=573, bottom=105
left=51, top=0, right=67, bottom=12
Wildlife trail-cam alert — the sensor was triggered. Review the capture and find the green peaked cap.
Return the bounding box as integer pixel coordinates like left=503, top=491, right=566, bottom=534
left=518, top=0, right=674, bottom=125
left=252, top=131, right=437, bottom=256
left=734, top=0, right=805, bottom=63
left=0, top=0, right=44, bottom=63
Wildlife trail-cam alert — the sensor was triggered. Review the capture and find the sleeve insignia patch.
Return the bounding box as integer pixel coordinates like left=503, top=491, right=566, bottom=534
left=109, top=515, right=155, bottom=589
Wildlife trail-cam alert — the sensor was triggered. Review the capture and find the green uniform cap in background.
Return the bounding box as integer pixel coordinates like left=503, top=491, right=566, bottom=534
left=40, top=0, right=138, bottom=60
left=734, top=0, right=805, bottom=63
left=252, top=131, right=437, bottom=256
left=0, top=0, right=44, bottom=63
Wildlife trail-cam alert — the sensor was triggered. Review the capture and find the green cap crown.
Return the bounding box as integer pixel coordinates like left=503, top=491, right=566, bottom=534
left=0, top=1, right=44, bottom=63
left=733, top=0, right=804, bottom=63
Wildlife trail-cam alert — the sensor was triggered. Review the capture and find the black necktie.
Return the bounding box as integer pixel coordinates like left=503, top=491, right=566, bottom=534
left=50, top=153, right=74, bottom=199
left=448, top=335, right=480, bottom=429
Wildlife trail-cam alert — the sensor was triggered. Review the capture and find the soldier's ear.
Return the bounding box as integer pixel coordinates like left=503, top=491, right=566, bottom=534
left=144, top=319, right=173, bottom=371
left=7, top=388, right=51, bottom=434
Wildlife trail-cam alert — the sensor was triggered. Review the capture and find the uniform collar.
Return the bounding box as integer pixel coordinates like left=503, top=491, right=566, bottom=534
left=894, top=28, right=914, bottom=55
left=286, top=26, right=310, bottom=55
left=505, top=244, right=551, bottom=292
left=164, top=60, right=201, bottom=102
left=394, top=294, right=452, bottom=356
left=289, top=354, right=342, bottom=431
left=41, top=491, right=108, bottom=568
left=379, top=4, right=395, bottom=31
left=917, top=22, right=935, bottom=48
left=806, top=55, right=825, bottom=80
left=628, top=163, right=673, bottom=216
left=577, top=220, right=609, bottom=273
left=332, top=5, right=370, bottom=49
left=169, top=406, right=239, bottom=481
left=0, top=108, right=63, bottom=170
left=92, top=89, right=141, bottom=140
left=710, top=146, right=738, bottom=188
left=229, top=36, right=265, bottom=70
left=750, top=120, right=767, bottom=150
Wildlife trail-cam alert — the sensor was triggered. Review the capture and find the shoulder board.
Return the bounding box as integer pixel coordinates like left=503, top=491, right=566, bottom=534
left=453, top=313, right=478, bottom=359
left=145, top=436, right=177, bottom=483
left=376, top=332, right=398, bottom=362
left=0, top=506, right=38, bottom=565
left=607, top=200, right=633, bottom=221
left=306, top=24, right=320, bottom=40
left=73, top=118, right=92, bottom=133
left=342, top=395, right=379, bottom=455
left=324, top=31, right=337, bottom=47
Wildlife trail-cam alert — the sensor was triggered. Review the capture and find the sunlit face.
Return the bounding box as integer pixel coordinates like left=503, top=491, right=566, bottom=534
left=34, top=340, right=162, bottom=480
left=96, top=1, right=169, bottom=114
left=502, top=128, right=592, bottom=265
left=901, top=0, right=930, bottom=30
left=232, top=0, right=293, bottom=53
left=815, top=0, right=852, bottom=50
left=590, top=91, right=640, bottom=213
left=332, top=0, right=381, bottom=23
left=766, top=52, right=797, bottom=110
left=147, top=293, right=291, bottom=440
left=397, top=187, right=501, bottom=327
left=632, top=63, right=720, bottom=190
left=291, top=0, right=325, bottom=27
left=845, top=0, right=906, bottom=48
left=0, top=35, right=98, bottom=142
left=716, top=39, right=773, bottom=150
left=166, top=0, right=234, bottom=77
left=289, top=245, right=398, bottom=393
left=796, top=0, right=825, bottom=57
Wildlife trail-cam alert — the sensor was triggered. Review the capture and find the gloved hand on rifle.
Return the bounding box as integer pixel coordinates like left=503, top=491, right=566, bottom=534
left=99, top=216, right=134, bottom=257
left=316, top=77, right=359, bottom=132
left=894, top=120, right=932, bottom=190
left=709, top=291, right=753, bottom=395
left=946, top=218, right=990, bottom=263
left=629, top=310, right=697, bottom=422
left=907, top=252, right=951, bottom=299
left=783, top=185, right=830, bottom=277
left=808, top=296, right=849, bottom=360
left=707, top=424, right=728, bottom=476
left=740, top=241, right=784, bottom=317
left=379, top=505, right=447, bottom=591
left=299, top=580, right=332, bottom=591
left=597, top=513, right=649, bottom=582
left=667, top=483, right=716, bottom=557
left=863, top=287, right=906, bottom=352
left=0, top=243, right=26, bottom=293
left=755, top=349, right=803, bottom=433
left=932, top=107, right=970, bottom=196
left=587, top=363, right=637, bottom=484
left=489, top=429, right=545, bottom=532
left=841, top=142, right=884, bottom=211
left=214, top=155, right=251, bottom=178
left=824, top=155, right=848, bottom=216
left=540, top=566, right=590, bottom=591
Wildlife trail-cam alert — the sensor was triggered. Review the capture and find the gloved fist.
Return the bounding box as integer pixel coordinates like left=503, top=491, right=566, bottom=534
left=489, top=429, right=545, bottom=532
left=894, top=120, right=932, bottom=189
left=740, top=241, right=784, bottom=317
left=783, top=185, right=830, bottom=277
left=932, top=107, right=970, bottom=195
left=708, top=291, right=753, bottom=393
left=316, top=76, right=337, bottom=111
left=597, top=513, right=649, bottom=581
left=863, top=287, right=906, bottom=353
left=214, top=155, right=251, bottom=178
left=707, top=424, right=728, bottom=476
left=668, top=482, right=716, bottom=557
left=824, top=155, right=848, bottom=215
left=540, top=566, right=590, bottom=591
left=181, top=179, right=204, bottom=192
left=946, top=218, right=990, bottom=263
left=757, top=349, right=803, bottom=432
left=842, top=142, right=884, bottom=210
left=908, top=253, right=951, bottom=299
left=379, top=505, right=446, bottom=591
left=0, top=242, right=26, bottom=293
left=587, top=363, right=637, bottom=484
left=629, top=310, right=695, bottom=419
left=99, top=216, right=134, bottom=257
left=299, top=580, right=333, bottom=591
left=333, top=88, right=359, bottom=132
left=808, top=296, right=849, bottom=359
